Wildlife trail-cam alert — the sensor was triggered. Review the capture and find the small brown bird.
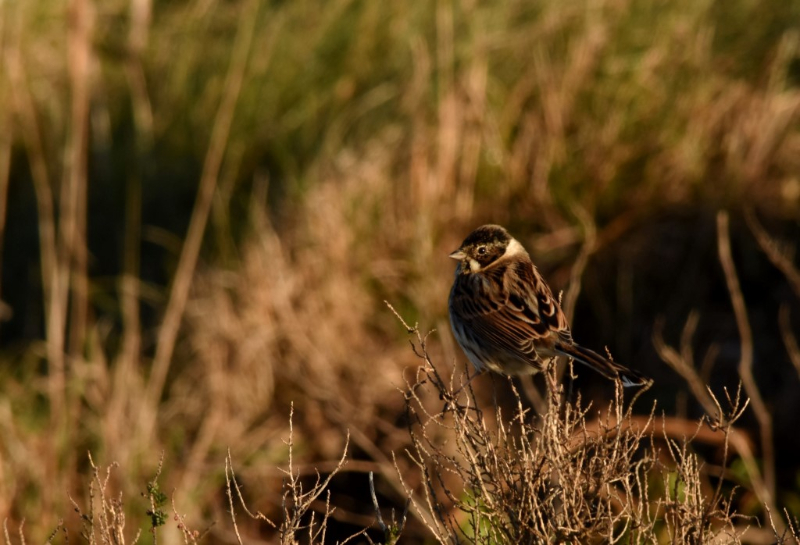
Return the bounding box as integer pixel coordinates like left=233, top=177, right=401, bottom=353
left=448, top=224, right=648, bottom=387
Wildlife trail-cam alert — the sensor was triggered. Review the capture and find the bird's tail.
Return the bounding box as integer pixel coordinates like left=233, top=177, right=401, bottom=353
left=555, top=342, right=650, bottom=388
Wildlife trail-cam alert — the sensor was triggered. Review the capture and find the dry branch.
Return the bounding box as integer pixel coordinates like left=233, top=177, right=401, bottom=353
left=717, top=211, right=776, bottom=512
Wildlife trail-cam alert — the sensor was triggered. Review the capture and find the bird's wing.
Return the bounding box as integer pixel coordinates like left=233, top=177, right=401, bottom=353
left=450, top=259, right=571, bottom=359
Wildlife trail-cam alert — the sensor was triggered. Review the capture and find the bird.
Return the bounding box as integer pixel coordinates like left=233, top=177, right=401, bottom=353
left=448, top=224, right=648, bottom=387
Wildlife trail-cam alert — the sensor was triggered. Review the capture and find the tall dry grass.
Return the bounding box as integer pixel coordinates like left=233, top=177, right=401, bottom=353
left=0, top=0, right=799, bottom=542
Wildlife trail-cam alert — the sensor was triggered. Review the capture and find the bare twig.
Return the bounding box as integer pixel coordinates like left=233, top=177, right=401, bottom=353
left=654, top=311, right=778, bottom=539
left=369, top=471, right=408, bottom=545
left=225, top=453, right=246, bottom=545
left=225, top=405, right=356, bottom=545
left=745, top=208, right=800, bottom=299
left=717, top=210, right=781, bottom=532
left=779, top=306, right=800, bottom=379
left=0, top=78, right=11, bottom=318
left=69, top=453, right=138, bottom=545
left=225, top=449, right=277, bottom=530
left=554, top=203, right=597, bottom=389
left=653, top=314, right=717, bottom=417
left=561, top=203, right=597, bottom=324
left=2, top=519, right=25, bottom=545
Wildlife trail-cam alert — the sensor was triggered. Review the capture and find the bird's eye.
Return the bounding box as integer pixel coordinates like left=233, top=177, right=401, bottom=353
left=477, top=246, right=487, bottom=255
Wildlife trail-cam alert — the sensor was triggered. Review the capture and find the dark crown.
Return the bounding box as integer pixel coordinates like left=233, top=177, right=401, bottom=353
left=459, top=224, right=512, bottom=248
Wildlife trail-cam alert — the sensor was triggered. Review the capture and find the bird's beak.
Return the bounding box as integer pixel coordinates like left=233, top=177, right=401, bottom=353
left=449, top=249, right=466, bottom=260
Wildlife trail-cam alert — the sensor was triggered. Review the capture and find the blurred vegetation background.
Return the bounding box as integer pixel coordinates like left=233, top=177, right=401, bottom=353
left=1, top=0, right=800, bottom=542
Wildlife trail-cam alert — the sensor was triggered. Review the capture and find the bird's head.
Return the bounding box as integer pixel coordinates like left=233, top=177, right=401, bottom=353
left=449, top=224, right=526, bottom=273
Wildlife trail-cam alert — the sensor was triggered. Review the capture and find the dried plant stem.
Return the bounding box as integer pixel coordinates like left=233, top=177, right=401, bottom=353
left=0, top=6, right=9, bottom=309
left=106, top=172, right=142, bottom=464
left=398, top=316, right=759, bottom=543
left=139, top=0, right=260, bottom=442
left=561, top=203, right=597, bottom=324
left=779, top=306, right=800, bottom=379
left=5, top=43, right=61, bottom=404
left=582, top=414, right=755, bottom=454
left=745, top=208, right=800, bottom=380
left=3, top=14, right=75, bottom=523
left=653, top=313, right=717, bottom=416
left=101, top=0, right=151, bottom=469
left=64, top=0, right=92, bottom=359
left=126, top=0, right=154, bottom=145
left=0, top=100, right=10, bottom=314
left=225, top=406, right=358, bottom=545
left=745, top=208, right=800, bottom=299
left=717, top=210, right=779, bottom=528
left=654, top=312, right=780, bottom=537
left=554, top=204, right=597, bottom=388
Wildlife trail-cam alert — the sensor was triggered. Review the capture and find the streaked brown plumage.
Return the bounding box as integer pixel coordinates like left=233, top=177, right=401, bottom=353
left=448, top=224, right=648, bottom=387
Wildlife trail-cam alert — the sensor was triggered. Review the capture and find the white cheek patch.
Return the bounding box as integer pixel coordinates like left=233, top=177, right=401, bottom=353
left=469, top=259, right=482, bottom=272
left=504, top=238, right=525, bottom=257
